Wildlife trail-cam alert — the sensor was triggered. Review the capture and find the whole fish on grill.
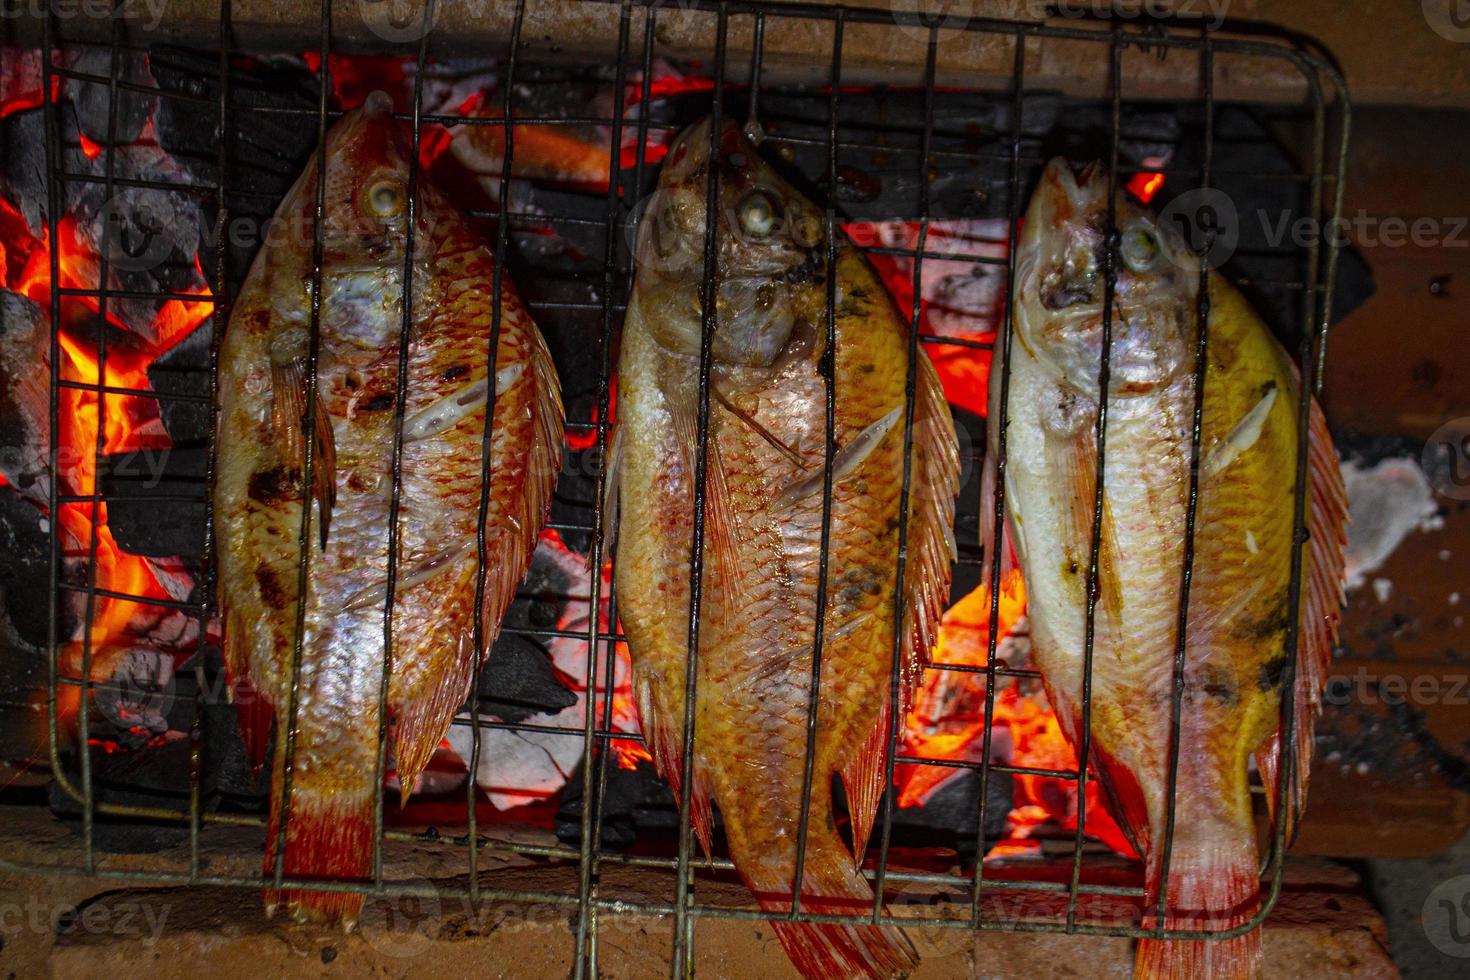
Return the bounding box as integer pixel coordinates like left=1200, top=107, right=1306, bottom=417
left=610, top=118, right=960, bottom=979
left=983, top=159, right=1347, bottom=978
left=215, top=92, right=563, bottom=927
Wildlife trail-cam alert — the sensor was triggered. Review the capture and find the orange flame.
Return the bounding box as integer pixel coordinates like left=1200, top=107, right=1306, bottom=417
left=5, top=205, right=214, bottom=724
left=897, top=570, right=1027, bottom=809
left=897, top=571, right=1137, bottom=858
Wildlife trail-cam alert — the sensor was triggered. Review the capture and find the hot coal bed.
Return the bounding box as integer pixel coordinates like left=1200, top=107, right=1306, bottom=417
left=0, top=27, right=1375, bottom=944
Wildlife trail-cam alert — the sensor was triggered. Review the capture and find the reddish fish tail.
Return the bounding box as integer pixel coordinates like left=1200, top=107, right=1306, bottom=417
left=746, top=852, right=917, bottom=980
left=261, top=750, right=375, bottom=927
left=1135, top=850, right=1263, bottom=980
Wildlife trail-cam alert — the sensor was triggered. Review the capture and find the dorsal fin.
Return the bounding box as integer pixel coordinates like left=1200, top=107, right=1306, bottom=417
left=1255, top=393, right=1347, bottom=843
left=841, top=351, right=960, bottom=861
left=392, top=319, right=566, bottom=794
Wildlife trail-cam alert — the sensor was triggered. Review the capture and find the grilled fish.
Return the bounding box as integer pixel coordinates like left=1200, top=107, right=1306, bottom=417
left=216, top=92, right=563, bottom=926
left=984, top=160, right=1347, bottom=977
left=611, top=118, right=960, bottom=979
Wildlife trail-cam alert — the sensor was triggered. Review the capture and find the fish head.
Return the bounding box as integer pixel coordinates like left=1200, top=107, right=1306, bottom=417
left=1013, top=158, right=1198, bottom=402
left=269, top=91, right=435, bottom=363
left=634, top=118, right=828, bottom=371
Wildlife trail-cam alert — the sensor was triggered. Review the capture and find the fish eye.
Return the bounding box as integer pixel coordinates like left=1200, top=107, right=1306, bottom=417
left=738, top=189, right=780, bottom=237
left=366, top=179, right=406, bottom=219
left=1121, top=226, right=1159, bottom=272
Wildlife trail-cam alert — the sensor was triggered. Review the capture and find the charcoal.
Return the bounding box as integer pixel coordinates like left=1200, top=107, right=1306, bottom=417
left=102, top=448, right=207, bottom=560
left=146, top=320, right=214, bottom=445
left=151, top=47, right=322, bottom=287
left=473, top=633, right=576, bottom=724
left=0, top=487, right=52, bottom=650
left=554, top=755, right=684, bottom=851
left=0, top=108, right=49, bottom=235
left=0, top=290, right=50, bottom=509
left=883, top=768, right=1013, bottom=864
left=63, top=48, right=155, bottom=146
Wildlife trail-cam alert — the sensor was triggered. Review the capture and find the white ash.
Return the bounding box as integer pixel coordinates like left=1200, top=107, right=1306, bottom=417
left=1342, top=456, right=1443, bottom=592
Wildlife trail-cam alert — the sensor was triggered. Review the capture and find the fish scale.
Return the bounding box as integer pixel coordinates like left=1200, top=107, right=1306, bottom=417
left=987, top=159, right=1347, bottom=979
left=612, top=118, right=959, bottom=979
left=216, top=93, right=562, bottom=927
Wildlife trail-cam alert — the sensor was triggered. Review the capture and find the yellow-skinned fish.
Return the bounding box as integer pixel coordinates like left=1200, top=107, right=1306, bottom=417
left=610, top=118, right=960, bottom=979
left=215, top=92, right=563, bottom=927
left=985, top=159, right=1347, bottom=978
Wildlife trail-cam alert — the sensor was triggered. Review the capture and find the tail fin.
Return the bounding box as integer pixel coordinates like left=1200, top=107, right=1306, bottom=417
left=261, top=728, right=375, bottom=928
left=744, top=844, right=917, bottom=980
left=1135, top=846, right=1263, bottom=980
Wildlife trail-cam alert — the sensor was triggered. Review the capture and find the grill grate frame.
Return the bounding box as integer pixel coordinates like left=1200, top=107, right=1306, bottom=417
left=2, top=0, right=1351, bottom=974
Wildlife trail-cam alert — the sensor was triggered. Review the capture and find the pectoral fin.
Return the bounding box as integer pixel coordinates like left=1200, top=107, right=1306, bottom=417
left=270, top=358, right=336, bottom=549
left=1202, top=382, right=1277, bottom=480
left=773, top=403, right=904, bottom=511
left=1054, top=421, right=1125, bottom=629
left=667, top=386, right=744, bottom=601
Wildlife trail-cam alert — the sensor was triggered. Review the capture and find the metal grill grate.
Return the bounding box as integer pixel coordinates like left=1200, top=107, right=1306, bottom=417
left=4, top=1, right=1350, bottom=974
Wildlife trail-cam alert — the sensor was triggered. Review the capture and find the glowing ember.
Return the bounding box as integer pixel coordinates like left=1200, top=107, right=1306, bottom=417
left=566, top=384, right=615, bottom=453
left=1127, top=170, right=1166, bottom=204
left=848, top=218, right=1006, bottom=419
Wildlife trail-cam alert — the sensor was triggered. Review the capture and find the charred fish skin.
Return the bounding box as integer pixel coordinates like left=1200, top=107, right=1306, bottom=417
left=215, top=92, right=563, bottom=927
left=986, top=159, right=1347, bottom=978
left=611, top=118, right=960, bottom=979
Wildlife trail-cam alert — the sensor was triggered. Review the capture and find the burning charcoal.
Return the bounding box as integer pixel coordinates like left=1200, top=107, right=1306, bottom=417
left=63, top=48, right=155, bottom=147
left=48, top=735, right=194, bottom=853
left=0, top=108, right=49, bottom=235
left=102, top=451, right=207, bottom=560
left=473, top=633, right=577, bottom=724
left=146, top=321, right=214, bottom=446
left=151, top=46, right=323, bottom=285
left=91, top=647, right=176, bottom=746
left=46, top=646, right=263, bottom=853
left=554, top=755, right=684, bottom=851
left=0, top=290, right=50, bottom=508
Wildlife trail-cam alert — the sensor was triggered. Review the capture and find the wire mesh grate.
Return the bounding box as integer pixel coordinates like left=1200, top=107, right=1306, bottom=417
left=0, top=0, right=1351, bottom=973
